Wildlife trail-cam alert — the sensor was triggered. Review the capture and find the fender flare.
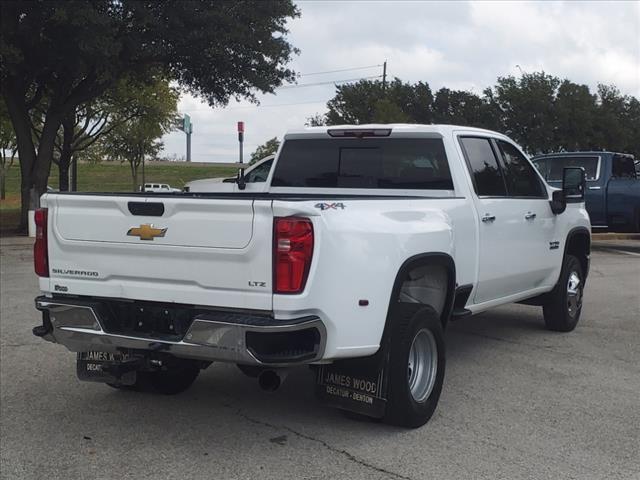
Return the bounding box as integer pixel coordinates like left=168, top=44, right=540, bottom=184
left=562, top=226, right=591, bottom=282
left=384, top=253, right=457, bottom=333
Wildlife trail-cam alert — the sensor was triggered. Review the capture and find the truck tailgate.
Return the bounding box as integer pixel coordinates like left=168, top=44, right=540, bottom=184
left=43, top=194, right=273, bottom=310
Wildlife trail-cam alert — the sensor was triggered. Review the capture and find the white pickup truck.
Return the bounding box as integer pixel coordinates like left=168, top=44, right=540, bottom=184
left=184, top=155, right=275, bottom=193
left=32, top=125, right=590, bottom=428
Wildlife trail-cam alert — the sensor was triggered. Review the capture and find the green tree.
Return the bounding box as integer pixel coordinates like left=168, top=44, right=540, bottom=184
left=250, top=137, right=280, bottom=165
left=0, top=100, right=17, bottom=200
left=324, top=78, right=433, bottom=125
left=30, top=76, right=165, bottom=191
left=312, top=70, right=638, bottom=159
left=0, top=0, right=299, bottom=231
left=621, top=96, right=640, bottom=157
left=305, top=113, right=327, bottom=127
left=486, top=72, right=561, bottom=154
left=593, top=84, right=636, bottom=154
left=552, top=80, right=597, bottom=151
left=99, top=78, right=179, bottom=190
left=372, top=98, right=410, bottom=123
left=432, top=88, right=491, bottom=128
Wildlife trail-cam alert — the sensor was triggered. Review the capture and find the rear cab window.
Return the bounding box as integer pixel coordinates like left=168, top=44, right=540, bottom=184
left=533, top=156, right=600, bottom=182
left=612, top=155, right=637, bottom=179
left=271, top=137, right=453, bottom=191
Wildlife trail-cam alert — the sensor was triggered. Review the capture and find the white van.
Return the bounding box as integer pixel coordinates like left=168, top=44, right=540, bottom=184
left=143, top=183, right=181, bottom=193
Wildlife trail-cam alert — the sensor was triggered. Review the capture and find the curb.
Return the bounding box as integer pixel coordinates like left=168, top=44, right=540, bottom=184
left=592, top=233, right=640, bottom=241
left=591, top=241, right=640, bottom=254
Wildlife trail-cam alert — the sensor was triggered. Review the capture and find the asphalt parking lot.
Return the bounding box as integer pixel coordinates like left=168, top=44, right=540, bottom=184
left=1, top=237, right=639, bottom=480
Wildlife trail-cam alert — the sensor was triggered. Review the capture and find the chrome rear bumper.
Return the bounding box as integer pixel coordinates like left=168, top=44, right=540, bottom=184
left=34, top=296, right=326, bottom=366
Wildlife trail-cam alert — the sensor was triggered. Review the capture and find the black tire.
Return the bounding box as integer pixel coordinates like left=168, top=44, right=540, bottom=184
left=383, top=304, right=446, bottom=428
left=108, top=360, right=200, bottom=395
left=543, top=254, right=584, bottom=332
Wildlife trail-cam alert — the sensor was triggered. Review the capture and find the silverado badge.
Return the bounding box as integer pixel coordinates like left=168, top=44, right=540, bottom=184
left=127, top=224, right=167, bottom=241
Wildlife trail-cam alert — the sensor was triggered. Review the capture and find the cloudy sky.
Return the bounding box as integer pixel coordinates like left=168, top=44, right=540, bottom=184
left=161, top=0, right=640, bottom=163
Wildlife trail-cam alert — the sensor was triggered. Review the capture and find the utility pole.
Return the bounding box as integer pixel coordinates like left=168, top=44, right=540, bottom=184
left=382, top=60, right=387, bottom=92
left=186, top=132, right=191, bottom=162
left=237, top=121, right=246, bottom=190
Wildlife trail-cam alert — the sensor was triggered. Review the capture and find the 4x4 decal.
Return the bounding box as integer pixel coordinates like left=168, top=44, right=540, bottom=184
left=314, top=202, right=346, bottom=211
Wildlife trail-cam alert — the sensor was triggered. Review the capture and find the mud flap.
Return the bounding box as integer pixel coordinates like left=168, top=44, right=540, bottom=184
left=315, top=350, right=389, bottom=418
left=76, top=351, right=139, bottom=386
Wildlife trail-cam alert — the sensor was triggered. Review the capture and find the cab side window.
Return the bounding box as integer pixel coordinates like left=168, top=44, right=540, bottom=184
left=245, top=159, right=274, bottom=183
left=459, top=137, right=507, bottom=196
left=612, top=155, right=637, bottom=179
left=496, top=141, right=546, bottom=197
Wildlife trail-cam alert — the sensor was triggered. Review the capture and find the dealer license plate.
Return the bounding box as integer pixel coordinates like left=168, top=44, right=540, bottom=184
left=76, top=351, right=137, bottom=385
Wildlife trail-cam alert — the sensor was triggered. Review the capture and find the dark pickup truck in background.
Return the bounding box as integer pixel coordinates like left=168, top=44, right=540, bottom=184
left=533, top=152, right=640, bottom=232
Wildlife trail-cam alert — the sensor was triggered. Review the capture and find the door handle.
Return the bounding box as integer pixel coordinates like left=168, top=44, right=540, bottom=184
left=525, top=212, right=537, bottom=220
left=588, top=186, right=601, bottom=190
left=481, top=214, right=496, bottom=223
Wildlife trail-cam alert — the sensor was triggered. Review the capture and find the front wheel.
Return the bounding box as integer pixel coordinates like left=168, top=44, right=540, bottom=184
left=543, top=254, right=584, bottom=332
left=383, top=304, right=446, bottom=428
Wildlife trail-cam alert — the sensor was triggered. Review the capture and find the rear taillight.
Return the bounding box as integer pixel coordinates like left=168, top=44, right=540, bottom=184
left=34, top=208, right=49, bottom=277
left=273, top=217, right=314, bottom=294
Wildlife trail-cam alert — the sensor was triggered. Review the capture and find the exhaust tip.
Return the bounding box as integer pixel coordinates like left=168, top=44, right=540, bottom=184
left=258, top=370, right=282, bottom=392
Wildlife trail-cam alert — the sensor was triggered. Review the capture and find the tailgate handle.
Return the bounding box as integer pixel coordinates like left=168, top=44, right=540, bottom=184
left=128, top=202, right=164, bottom=217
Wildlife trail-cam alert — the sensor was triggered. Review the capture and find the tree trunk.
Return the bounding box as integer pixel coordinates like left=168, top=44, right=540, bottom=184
left=58, top=153, right=71, bottom=192
left=130, top=161, right=139, bottom=191
left=33, top=111, right=63, bottom=197
left=2, top=83, right=37, bottom=233
left=0, top=168, right=6, bottom=200
left=71, top=156, right=78, bottom=191
left=58, top=113, right=75, bottom=192
left=141, top=153, right=145, bottom=188
left=0, top=152, right=6, bottom=200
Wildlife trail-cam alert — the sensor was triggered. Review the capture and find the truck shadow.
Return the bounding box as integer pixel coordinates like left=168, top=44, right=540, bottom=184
left=23, top=303, right=558, bottom=463
left=73, top=305, right=551, bottom=439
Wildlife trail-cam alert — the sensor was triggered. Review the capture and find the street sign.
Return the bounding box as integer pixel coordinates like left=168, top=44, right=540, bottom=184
left=183, top=114, right=192, bottom=135
left=175, top=114, right=193, bottom=161
left=176, top=114, right=192, bottom=134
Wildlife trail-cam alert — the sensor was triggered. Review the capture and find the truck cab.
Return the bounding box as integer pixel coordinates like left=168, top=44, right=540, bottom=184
left=533, top=152, right=640, bottom=231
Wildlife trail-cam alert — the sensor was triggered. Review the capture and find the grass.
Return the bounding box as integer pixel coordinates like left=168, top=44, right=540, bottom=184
left=0, top=161, right=237, bottom=233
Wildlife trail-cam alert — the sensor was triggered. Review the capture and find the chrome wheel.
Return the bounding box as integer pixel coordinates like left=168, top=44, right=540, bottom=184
left=407, top=328, right=438, bottom=403
left=567, top=271, right=582, bottom=319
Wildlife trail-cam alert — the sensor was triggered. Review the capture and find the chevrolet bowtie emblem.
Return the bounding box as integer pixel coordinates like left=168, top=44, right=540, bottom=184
left=127, top=224, right=167, bottom=241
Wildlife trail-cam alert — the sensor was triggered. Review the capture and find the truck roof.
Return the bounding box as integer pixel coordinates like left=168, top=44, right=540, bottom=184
left=284, top=124, right=501, bottom=138
left=533, top=151, right=634, bottom=159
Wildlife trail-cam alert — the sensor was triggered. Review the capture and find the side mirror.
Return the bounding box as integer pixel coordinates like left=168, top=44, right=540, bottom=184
left=550, top=190, right=566, bottom=215
left=549, top=167, right=586, bottom=215
left=563, top=167, right=586, bottom=202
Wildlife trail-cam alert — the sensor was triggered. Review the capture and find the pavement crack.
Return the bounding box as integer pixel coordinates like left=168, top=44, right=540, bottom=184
left=222, top=402, right=414, bottom=480
left=1, top=342, right=41, bottom=348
